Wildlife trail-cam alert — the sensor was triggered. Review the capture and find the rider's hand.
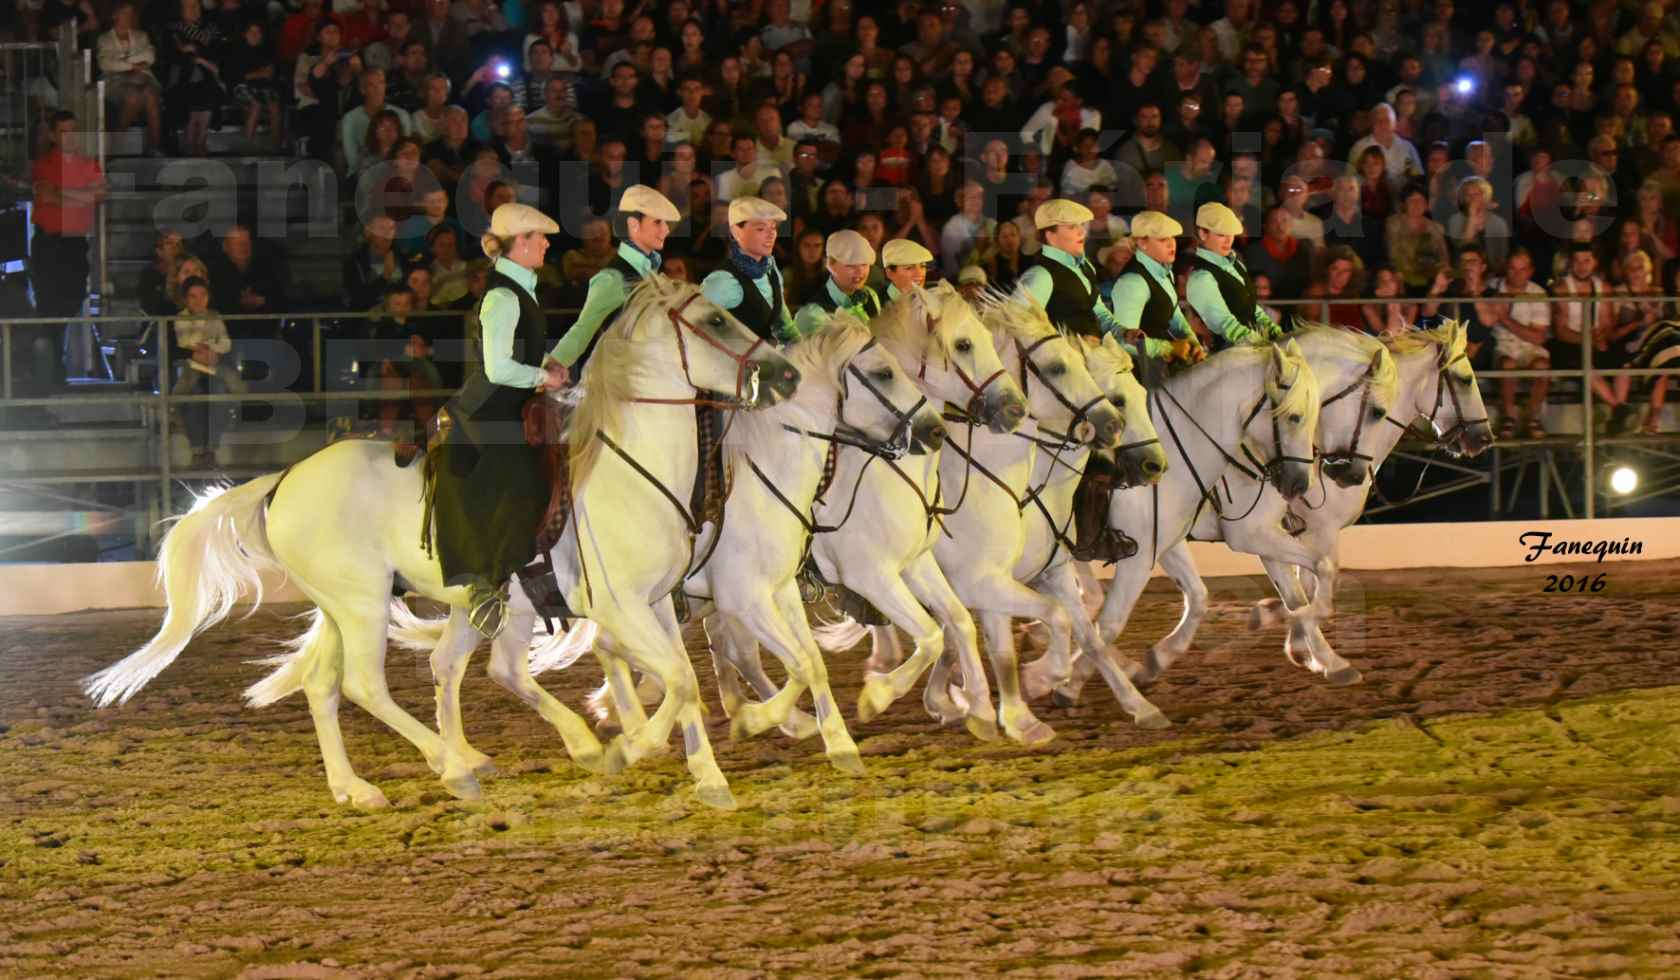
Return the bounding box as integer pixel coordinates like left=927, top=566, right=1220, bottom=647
left=539, top=361, right=569, bottom=391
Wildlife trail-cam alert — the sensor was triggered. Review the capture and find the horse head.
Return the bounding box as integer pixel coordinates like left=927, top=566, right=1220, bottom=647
left=1288, top=326, right=1403, bottom=489
left=875, top=282, right=1027, bottom=433
left=979, top=292, right=1122, bottom=449
left=620, top=275, right=801, bottom=407
left=782, top=315, right=945, bottom=457
left=1256, top=339, right=1322, bottom=501
left=1080, top=332, right=1167, bottom=487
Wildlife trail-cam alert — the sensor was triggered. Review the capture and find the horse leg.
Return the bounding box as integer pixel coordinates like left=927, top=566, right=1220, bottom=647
left=484, top=604, right=615, bottom=776
left=1070, top=557, right=1155, bottom=703
left=704, top=613, right=750, bottom=719
left=904, top=552, right=998, bottom=742
left=713, top=614, right=820, bottom=740
left=846, top=571, right=946, bottom=728
left=651, top=596, right=735, bottom=810
left=299, top=614, right=388, bottom=809
left=722, top=596, right=814, bottom=741
left=772, top=580, right=864, bottom=774
left=1128, top=541, right=1210, bottom=687
left=865, top=625, right=906, bottom=673
left=593, top=635, right=652, bottom=737
left=1074, top=561, right=1105, bottom=615
left=921, top=646, right=965, bottom=725
left=962, top=575, right=1063, bottom=746
left=596, top=598, right=701, bottom=775
left=1033, top=562, right=1168, bottom=728
left=326, top=596, right=481, bottom=801
left=1259, top=556, right=1360, bottom=685
left=428, top=606, right=495, bottom=777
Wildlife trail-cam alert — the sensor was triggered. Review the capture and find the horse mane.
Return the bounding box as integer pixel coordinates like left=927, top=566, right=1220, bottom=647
left=1386, top=317, right=1467, bottom=362
left=875, top=281, right=960, bottom=363
left=1079, top=331, right=1134, bottom=381
left=1285, top=322, right=1400, bottom=403
left=725, top=314, right=874, bottom=449
left=1174, top=342, right=1320, bottom=428
left=974, top=287, right=1059, bottom=348
left=566, top=274, right=697, bottom=486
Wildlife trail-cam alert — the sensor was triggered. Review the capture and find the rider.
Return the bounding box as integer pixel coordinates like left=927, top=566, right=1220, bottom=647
left=1185, top=201, right=1283, bottom=351
left=549, top=184, right=682, bottom=375
left=880, top=238, right=934, bottom=304
left=792, top=229, right=881, bottom=336
left=701, top=195, right=795, bottom=343
left=428, top=203, right=569, bottom=638
left=1016, top=198, right=1130, bottom=340
left=1111, top=209, right=1206, bottom=364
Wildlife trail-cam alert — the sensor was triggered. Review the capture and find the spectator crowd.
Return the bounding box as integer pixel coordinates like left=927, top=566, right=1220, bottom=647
left=24, top=0, right=1680, bottom=435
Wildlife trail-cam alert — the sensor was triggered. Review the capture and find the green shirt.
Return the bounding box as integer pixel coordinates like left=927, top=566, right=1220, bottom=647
left=1186, top=247, right=1281, bottom=346
left=792, top=278, right=879, bottom=338
left=701, top=261, right=796, bottom=340
left=1109, top=250, right=1195, bottom=359
left=479, top=257, right=551, bottom=389
left=549, top=241, right=660, bottom=366
left=1016, top=244, right=1130, bottom=340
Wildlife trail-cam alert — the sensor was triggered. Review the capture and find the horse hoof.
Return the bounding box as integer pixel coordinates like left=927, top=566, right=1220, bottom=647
left=1019, top=667, right=1054, bottom=702
left=602, top=736, right=637, bottom=773
left=1051, top=689, right=1080, bottom=709
left=1133, top=708, right=1172, bottom=730
left=780, top=710, right=821, bottom=741
left=693, top=781, right=738, bottom=811
left=1326, top=665, right=1363, bottom=687
left=1005, top=717, right=1057, bottom=747
left=467, top=754, right=497, bottom=778
left=856, top=677, right=894, bottom=724
left=336, top=780, right=389, bottom=811
left=442, top=771, right=482, bottom=802
left=963, top=713, right=1002, bottom=743
left=828, top=748, right=868, bottom=776
left=1250, top=597, right=1287, bottom=630
left=593, top=716, right=623, bottom=738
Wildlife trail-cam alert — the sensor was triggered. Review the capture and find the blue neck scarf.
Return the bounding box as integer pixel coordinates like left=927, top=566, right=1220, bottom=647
left=730, top=241, right=774, bottom=281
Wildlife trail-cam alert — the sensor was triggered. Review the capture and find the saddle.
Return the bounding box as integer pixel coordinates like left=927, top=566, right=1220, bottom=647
left=1070, top=451, right=1140, bottom=564
left=326, top=415, right=424, bottom=468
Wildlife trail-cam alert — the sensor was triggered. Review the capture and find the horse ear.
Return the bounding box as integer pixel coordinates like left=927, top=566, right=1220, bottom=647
left=1283, top=338, right=1305, bottom=362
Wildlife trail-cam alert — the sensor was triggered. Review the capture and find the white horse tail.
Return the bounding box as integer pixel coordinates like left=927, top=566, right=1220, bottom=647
left=83, top=474, right=286, bottom=707
left=811, top=615, right=868, bottom=653
left=242, top=608, right=328, bottom=707
left=528, top=619, right=599, bottom=676
left=585, top=679, right=613, bottom=721
left=386, top=598, right=449, bottom=652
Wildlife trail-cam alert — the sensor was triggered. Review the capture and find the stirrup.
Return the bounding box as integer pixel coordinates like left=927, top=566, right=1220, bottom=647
left=467, top=585, right=509, bottom=639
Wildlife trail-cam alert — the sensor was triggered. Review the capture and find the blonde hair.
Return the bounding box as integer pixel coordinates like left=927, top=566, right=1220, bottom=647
left=480, top=233, right=513, bottom=259
left=1625, top=248, right=1654, bottom=277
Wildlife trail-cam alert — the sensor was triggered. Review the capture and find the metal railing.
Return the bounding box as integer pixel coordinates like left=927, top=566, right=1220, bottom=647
left=2, top=296, right=1678, bottom=558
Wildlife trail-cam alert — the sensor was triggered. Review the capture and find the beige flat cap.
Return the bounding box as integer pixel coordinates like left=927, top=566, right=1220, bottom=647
left=826, top=229, right=877, bottom=264
left=729, top=196, right=787, bottom=224
left=881, top=238, right=934, bottom=266
left=1130, top=210, right=1183, bottom=239
left=619, top=184, right=682, bottom=221
left=1034, top=198, right=1095, bottom=229
left=488, top=202, right=559, bottom=237
left=1195, top=202, right=1243, bottom=236
left=957, top=265, right=988, bottom=285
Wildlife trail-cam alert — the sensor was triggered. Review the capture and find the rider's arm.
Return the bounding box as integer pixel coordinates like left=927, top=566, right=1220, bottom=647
left=480, top=287, right=548, bottom=388
left=1186, top=268, right=1256, bottom=344
left=701, top=269, right=745, bottom=313
left=1016, top=264, right=1053, bottom=307
left=1109, top=274, right=1174, bottom=359
left=548, top=268, right=626, bottom=366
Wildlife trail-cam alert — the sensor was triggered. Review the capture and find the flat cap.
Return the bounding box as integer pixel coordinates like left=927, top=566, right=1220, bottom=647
left=1034, top=198, right=1095, bottom=229
left=488, top=202, right=559, bottom=237
left=881, top=238, right=934, bottom=266
left=1129, top=210, right=1183, bottom=239
left=1195, top=202, right=1243, bottom=236
left=618, top=184, right=682, bottom=221
left=826, top=229, right=877, bottom=264
left=729, top=196, right=787, bottom=224
left=957, top=265, right=988, bottom=285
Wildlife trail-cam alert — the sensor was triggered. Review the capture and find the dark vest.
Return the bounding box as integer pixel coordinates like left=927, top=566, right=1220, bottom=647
left=1118, top=260, right=1178, bottom=342
left=1031, top=253, right=1100, bottom=337
left=453, top=268, right=548, bottom=422
left=725, top=262, right=786, bottom=342
left=573, top=253, right=645, bottom=374
left=808, top=280, right=882, bottom=320
left=1192, top=253, right=1258, bottom=349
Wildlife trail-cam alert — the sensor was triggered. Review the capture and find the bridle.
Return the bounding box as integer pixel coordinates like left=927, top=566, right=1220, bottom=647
left=1014, top=334, right=1110, bottom=446
left=1414, top=344, right=1488, bottom=452
left=917, top=309, right=1009, bottom=421
left=1315, top=349, right=1387, bottom=474
left=630, top=291, right=767, bottom=409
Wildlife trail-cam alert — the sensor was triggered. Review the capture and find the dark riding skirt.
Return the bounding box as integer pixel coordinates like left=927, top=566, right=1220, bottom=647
left=428, top=393, right=550, bottom=591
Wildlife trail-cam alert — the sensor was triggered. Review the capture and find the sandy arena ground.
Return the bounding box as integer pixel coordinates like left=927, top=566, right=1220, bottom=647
left=2, top=559, right=1679, bottom=978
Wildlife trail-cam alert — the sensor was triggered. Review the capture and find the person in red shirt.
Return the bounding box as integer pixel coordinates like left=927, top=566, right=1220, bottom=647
left=28, top=110, right=107, bottom=387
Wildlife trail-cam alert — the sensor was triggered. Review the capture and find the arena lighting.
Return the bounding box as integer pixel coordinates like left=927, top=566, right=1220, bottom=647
left=1606, top=464, right=1639, bottom=495
left=1454, top=76, right=1475, bottom=95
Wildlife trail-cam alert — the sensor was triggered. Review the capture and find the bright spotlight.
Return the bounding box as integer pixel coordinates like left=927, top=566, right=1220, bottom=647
left=1609, top=465, right=1638, bottom=495
left=1454, top=76, right=1475, bottom=96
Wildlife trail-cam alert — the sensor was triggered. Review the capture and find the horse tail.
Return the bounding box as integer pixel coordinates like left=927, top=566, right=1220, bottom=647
left=386, top=598, right=450, bottom=652
left=585, top=679, right=613, bottom=721
left=528, top=619, right=599, bottom=676
left=83, top=474, right=286, bottom=707
left=243, top=608, right=330, bottom=707
left=811, top=614, right=869, bottom=654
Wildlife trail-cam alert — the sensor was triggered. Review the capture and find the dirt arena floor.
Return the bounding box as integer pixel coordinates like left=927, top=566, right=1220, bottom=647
left=3, top=559, right=1680, bottom=978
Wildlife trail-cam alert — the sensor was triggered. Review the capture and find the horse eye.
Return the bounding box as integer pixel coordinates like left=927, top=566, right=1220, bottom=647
left=1370, top=406, right=1386, bottom=419
left=1110, top=396, right=1125, bottom=410
left=708, top=314, right=724, bottom=328
left=1289, top=413, right=1303, bottom=424
left=1048, top=361, right=1066, bottom=376
left=954, top=339, right=973, bottom=353
left=873, top=368, right=894, bottom=383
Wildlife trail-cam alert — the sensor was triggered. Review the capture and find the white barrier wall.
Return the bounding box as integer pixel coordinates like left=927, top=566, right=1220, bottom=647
left=0, top=518, right=1676, bottom=617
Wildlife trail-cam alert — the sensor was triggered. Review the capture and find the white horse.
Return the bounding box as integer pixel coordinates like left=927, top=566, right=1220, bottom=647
left=918, top=313, right=1173, bottom=730
left=85, top=276, right=800, bottom=811
left=1022, top=340, right=1325, bottom=706
left=1139, top=320, right=1493, bottom=687
left=652, top=316, right=941, bottom=771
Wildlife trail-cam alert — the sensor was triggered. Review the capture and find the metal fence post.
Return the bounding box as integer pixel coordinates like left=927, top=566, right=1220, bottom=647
left=1582, top=293, right=1596, bottom=519
left=2, top=322, right=12, bottom=401
left=158, top=320, right=172, bottom=531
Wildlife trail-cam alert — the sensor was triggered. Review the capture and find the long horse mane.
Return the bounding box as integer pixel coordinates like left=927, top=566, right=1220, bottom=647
left=1171, top=342, right=1321, bottom=429
left=1285, top=322, right=1400, bottom=402
left=974, top=287, right=1060, bottom=349
left=1385, top=317, right=1467, bottom=361
left=724, top=314, right=875, bottom=450
left=565, top=274, right=698, bottom=486
left=874, top=280, right=960, bottom=363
